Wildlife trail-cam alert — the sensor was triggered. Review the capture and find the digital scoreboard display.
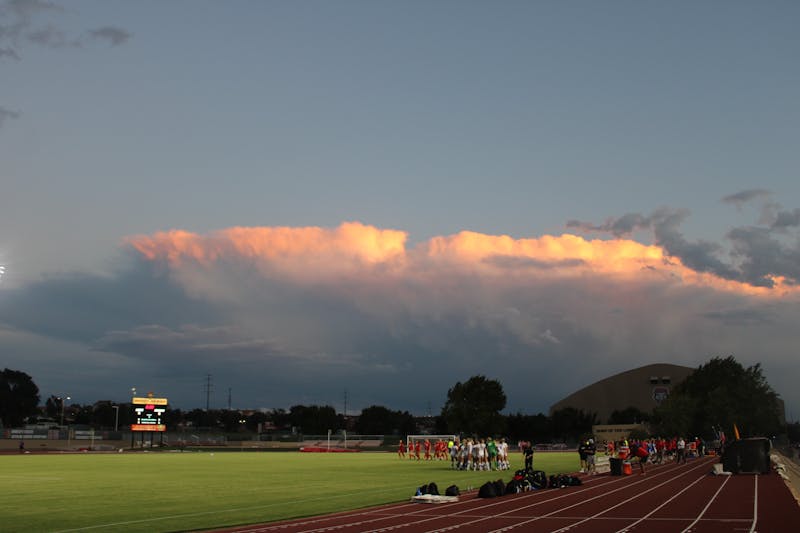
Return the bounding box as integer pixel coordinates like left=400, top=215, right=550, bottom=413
left=131, top=396, right=168, bottom=432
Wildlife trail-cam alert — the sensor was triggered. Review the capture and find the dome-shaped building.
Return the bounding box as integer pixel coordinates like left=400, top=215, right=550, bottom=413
left=549, top=363, right=695, bottom=423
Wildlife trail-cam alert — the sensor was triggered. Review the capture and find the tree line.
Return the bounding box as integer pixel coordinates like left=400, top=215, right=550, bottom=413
left=1, top=356, right=793, bottom=443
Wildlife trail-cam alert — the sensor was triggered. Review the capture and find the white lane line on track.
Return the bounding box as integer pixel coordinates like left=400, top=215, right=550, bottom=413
left=374, top=459, right=701, bottom=533
left=482, top=458, right=715, bottom=533
left=228, top=459, right=713, bottom=533
left=231, top=487, right=530, bottom=533
left=749, top=474, right=758, bottom=533
left=229, top=469, right=617, bottom=533
left=463, top=460, right=707, bottom=533
left=617, top=466, right=718, bottom=533
left=678, top=474, right=731, bottom=533
left=288, top=469, right=625, bottom=533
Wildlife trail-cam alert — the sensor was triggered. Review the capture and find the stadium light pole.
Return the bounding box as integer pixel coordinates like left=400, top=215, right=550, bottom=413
left=60, top=395, right=71, bottom=426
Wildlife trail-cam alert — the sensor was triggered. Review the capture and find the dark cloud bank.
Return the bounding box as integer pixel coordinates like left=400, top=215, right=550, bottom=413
left=2, top=194, right=800, bottom=415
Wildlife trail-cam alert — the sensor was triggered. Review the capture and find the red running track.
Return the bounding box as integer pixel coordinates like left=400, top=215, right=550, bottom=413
left=211, top=456, right=800, bottom=533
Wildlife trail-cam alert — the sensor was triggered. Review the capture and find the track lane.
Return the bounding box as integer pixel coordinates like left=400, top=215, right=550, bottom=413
left=213, top=455, right=800, bottom=533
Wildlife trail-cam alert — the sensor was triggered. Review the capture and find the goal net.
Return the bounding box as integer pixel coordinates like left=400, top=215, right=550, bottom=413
left=406, top=435, right=457, bottom=450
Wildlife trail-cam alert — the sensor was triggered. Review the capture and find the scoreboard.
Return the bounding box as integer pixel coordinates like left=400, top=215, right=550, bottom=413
left=131, top=396, right=168, bottom=432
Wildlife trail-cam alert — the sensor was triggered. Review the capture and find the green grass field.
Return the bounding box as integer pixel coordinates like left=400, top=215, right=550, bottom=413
left=0, top=451, right=579, bottom=533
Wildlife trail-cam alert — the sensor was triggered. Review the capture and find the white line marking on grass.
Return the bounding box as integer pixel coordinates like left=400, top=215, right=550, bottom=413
left=0, top=475, right=64, bottom=481
left=50, top=485, right=414, bottom=532
left=678, top=474, right=730, bottom=533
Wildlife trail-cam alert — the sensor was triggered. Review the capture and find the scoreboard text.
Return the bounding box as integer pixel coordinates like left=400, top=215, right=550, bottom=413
left=131, top=396, right=168, bottom=432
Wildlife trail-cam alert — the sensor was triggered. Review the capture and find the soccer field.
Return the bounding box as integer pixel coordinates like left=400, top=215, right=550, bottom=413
left=0, top=451, right=579, bottom=533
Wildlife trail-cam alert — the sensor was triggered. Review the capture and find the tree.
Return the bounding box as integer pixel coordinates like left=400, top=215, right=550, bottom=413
left=355, top=405, right=416, bottom=435
left=505, top=412, right=552, bottom=443
left=288, top=405, right=341, bottom=434
left=245, top=410, right=269, bottom=433
left=0, top=369, right=40, bottom=427
left=607, top=406, right=651, bottom=425
left=653, top=356, right=783, bottom=439
left=550, top=407, right=597, bottom=443
left=788, top=422, right=800, bottom=444
left=440, top=375, right=507, bottom=436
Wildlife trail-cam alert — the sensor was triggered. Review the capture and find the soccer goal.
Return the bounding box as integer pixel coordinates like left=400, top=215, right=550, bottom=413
left=406, top=435, right=457, bottom=450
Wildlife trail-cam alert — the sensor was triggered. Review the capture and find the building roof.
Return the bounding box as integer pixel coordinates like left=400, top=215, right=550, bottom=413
left=549, top=363, right=695, bottom=424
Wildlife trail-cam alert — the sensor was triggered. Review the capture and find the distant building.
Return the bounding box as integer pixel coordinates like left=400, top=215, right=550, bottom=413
left=549, top=363, right=695, bottom=424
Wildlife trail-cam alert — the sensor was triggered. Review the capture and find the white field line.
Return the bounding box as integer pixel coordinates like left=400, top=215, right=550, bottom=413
left=749, top=474, right=758, bottom=533
left=0, top=474, right=64, bottom=481
left=677, top=474, right=731, bottom=533
left=50, top=485, right=420, bottom=533
left=480, top=458, right=714, bottom=533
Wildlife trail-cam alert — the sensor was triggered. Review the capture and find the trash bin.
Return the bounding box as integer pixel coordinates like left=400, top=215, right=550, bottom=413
left=609, top=457, right=622, bottom=476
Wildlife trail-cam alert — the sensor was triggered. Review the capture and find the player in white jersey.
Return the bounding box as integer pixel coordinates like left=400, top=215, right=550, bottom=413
left=476, top=438, right=487, bottom=470
left=462, top=438, right=473, bottom=470
left=498, top=438, right=509, bottom=470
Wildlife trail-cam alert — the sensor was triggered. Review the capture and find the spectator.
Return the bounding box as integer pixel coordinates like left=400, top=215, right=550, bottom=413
left=578, top=440, right=589, bottom=473
left=524, top=443, right=534, bottom=471
left=585, top=439, right=596, bottom=474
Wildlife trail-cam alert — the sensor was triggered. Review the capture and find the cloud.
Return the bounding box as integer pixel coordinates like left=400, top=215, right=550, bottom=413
left=722, top=189, right=771, bottom=208
left=702, top=308, right=773, bottom=327
left=88, top=26, right=130, bottom=46
left=0, top=0, right=65, bottom=56
left=0, top=0, right=131, bottom=126
left=727, top=226, right=800, bottom=288
left=566, top=213, right=651, bottom=238
left=769, top=208, right=800, bottom=230
left=567, top=197, right=800, bottom=291
left=3, top=218, right=800, bottom=412
left=0, top=46, right=19, bottom=59
left=0, top=105, right=19, bottom=126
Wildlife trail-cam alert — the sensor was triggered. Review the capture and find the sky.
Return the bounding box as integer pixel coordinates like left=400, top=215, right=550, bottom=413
left=1, top=1, right=799, bottom=420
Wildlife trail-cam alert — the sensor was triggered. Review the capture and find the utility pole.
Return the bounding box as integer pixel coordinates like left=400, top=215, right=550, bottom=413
left=227, top=387, right=232, bottom=410
left=204, top=374, right=213, bottom=411
left=343, top=389, right=348, bottom=418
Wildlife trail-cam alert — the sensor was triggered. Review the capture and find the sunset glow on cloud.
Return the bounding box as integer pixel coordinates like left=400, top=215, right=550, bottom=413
left=127, top=223, right=799, bottom=297
left=128, top=222, right=409, bottom=281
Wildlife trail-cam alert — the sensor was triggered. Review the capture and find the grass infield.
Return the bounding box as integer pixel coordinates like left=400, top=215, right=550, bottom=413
left=0, top=450, right=579, bottom=533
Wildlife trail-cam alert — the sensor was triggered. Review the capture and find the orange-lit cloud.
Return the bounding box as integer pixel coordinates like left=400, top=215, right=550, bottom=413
left=127, top=222, right=408, bottom=281
left=127, top=222, right=799, bottom=297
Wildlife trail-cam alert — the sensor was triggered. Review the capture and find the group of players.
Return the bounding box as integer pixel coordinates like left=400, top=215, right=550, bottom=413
left=398, top=437, right=512, bottom=471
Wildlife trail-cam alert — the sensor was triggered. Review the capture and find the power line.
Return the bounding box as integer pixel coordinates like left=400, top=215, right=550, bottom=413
left=204, top=374, right=213, bottom=411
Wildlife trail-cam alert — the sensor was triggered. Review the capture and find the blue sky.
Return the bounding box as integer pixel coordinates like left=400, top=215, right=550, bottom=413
left=1, top=1, right=799, bottom=420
